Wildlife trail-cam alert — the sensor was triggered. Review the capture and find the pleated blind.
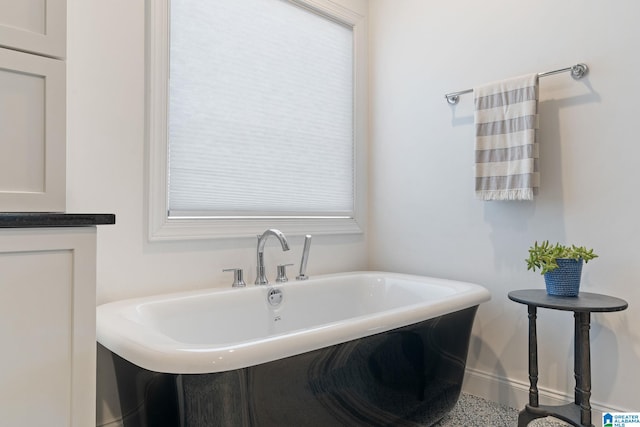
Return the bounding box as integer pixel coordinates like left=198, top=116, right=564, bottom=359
left=168, top=0, right=354, bottom=218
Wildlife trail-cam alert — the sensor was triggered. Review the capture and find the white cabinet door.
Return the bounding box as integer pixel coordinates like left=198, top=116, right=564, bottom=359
left=0, top=47, right=65, bottom=212
left=0, top=227, right=97, bottom=426
left=0, top=0, right=66, bottom=58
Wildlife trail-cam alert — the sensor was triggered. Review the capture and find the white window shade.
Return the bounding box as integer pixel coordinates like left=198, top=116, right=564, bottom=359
left=168, top=0, right=354, bottom=218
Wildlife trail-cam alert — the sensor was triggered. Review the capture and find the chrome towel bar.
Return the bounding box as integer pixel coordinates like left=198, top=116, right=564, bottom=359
left=445, top=63, right=588, bottom=105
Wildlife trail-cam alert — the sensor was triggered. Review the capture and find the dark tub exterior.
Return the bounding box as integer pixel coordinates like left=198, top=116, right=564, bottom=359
left=101, top=305, right=478, bottom=426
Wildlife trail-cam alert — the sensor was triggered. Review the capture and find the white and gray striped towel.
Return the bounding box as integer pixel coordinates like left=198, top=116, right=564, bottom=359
left=474, top=73, right=539, bottom=201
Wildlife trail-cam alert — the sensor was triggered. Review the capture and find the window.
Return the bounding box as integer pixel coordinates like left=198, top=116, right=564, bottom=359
left=148, top=0, right=367, bottom=240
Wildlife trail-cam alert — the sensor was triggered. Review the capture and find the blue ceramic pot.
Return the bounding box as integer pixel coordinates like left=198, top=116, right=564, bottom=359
left=543, top=258, right=583, bottom=297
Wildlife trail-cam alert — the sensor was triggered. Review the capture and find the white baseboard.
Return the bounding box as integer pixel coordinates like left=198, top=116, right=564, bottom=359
left=462, top=368, right=618, bottom=426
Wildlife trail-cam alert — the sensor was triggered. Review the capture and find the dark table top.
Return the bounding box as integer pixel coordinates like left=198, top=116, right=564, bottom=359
left=508, top=289, right=628, bottom=313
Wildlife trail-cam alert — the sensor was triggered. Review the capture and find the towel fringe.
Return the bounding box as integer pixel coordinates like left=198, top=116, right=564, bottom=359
left=476, top=189, right=534, bottom=201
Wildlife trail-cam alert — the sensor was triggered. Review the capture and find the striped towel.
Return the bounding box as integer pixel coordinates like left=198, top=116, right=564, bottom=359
left=474, top=73, right=539, bottom=201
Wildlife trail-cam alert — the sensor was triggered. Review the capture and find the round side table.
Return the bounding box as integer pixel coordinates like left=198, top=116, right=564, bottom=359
left=508, top=289, right=628, bottom=427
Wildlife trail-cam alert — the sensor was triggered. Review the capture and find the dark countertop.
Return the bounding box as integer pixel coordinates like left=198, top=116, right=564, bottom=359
left=0, top=213, right=116, bottom=228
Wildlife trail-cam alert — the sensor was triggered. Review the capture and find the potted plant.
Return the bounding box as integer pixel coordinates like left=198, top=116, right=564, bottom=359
left=526, top=241, right=598, bottom=296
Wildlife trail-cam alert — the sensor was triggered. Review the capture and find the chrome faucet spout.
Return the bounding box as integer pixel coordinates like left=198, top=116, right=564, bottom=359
left=255, top=229, right=290, bottom=285
left=257, top=229, right=289, bottom=252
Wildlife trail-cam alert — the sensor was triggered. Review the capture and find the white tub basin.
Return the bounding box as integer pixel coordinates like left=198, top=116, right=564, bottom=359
left=97, top=271, right=490, bottom=374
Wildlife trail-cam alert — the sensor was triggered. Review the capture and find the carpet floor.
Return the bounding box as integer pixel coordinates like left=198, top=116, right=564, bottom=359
left=433, top=393, right=571, bottom=427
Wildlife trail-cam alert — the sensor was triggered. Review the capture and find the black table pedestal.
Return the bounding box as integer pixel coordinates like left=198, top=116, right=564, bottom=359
left=508, top=290, right=628, bottom=427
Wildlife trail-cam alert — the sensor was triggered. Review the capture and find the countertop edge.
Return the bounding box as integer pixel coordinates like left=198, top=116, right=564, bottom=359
left=0, top=213, right=116, bottom=228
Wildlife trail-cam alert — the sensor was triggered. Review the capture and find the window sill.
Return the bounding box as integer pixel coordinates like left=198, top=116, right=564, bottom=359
left=148, top=215, right=363, bottom=241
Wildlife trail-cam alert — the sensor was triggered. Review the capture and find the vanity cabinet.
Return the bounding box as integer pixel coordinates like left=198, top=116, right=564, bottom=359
left=0, top=214, right=114, bottom=426
left=0, top=0, right=66, bottom=58
left=0, top=0, right=66, bottom=212
left=0, top=47, right=65, bottom=211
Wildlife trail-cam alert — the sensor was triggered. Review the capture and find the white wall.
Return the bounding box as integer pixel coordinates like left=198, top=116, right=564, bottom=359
left=370, top=0, right=640, bottom=414
left=66, top=0, right=368, bottom=306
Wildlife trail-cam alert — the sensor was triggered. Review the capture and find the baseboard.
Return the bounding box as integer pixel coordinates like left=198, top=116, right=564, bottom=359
left=461, top=367, right=623, bottom=426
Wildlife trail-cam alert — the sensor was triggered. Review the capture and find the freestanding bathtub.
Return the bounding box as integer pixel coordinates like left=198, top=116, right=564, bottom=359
left=97, top=271, right=490, bottom=426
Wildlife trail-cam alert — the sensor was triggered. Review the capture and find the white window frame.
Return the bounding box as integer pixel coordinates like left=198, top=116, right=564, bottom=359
left=146, top=0, right=368, bottom=241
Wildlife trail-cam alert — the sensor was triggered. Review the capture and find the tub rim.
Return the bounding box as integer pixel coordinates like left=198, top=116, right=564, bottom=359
left=97, top=271, right=491, bottom=374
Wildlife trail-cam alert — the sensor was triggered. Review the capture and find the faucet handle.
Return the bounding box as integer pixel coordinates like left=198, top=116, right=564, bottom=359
left=276, top=264, right=294, bottom=283
left=223, top=268, right=246, bottom=288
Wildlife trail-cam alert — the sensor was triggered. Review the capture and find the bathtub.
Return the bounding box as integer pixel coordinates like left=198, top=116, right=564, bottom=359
left=97, top=271, right=490, bottom=426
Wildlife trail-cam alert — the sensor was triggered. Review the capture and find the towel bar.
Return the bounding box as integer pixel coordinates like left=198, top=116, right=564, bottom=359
left=444, top=63, right=588, bottom=105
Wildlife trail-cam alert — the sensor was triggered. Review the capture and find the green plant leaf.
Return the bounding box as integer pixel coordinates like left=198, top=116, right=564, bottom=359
left=525, top=241, right=597, bottom=275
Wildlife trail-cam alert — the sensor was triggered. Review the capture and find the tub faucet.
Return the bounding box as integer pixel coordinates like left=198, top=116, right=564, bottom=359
left=255, top=229, right=290, bottom=285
